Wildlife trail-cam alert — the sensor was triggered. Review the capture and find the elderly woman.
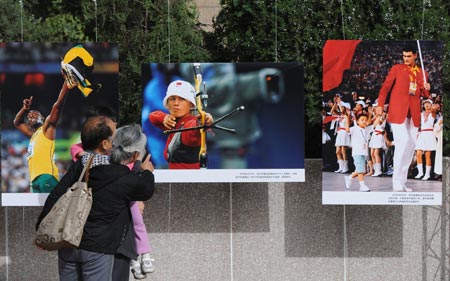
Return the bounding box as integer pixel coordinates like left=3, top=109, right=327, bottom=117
left=36, top=119, right=155, bottom=281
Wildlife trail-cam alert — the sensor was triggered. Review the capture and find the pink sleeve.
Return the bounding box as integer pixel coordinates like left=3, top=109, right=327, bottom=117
left=70, top=143, right=84, bottom=162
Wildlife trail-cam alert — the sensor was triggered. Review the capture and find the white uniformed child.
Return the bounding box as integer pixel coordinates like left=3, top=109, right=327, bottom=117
left=344, top=113, right=371, bottom=192
left=369, top=108, right=387, bottom=177
left=414, top=99, right=437, bottom=180
left=332, top=98, right=351, bottom=173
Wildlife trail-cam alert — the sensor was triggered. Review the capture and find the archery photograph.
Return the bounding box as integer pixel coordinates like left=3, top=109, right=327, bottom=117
left=1, top=42, right=119, bottom=206
left=321, top=40, right=443, bottom=205
left=141, top=62, right=305, bottom=183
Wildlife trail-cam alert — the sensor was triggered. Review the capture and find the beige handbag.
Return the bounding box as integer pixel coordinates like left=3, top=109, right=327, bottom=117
left=35, top=155, right=94, bottom=251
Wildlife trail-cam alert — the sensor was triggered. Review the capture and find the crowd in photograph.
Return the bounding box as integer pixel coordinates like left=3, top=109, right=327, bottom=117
left=322, top=92, right=443, bottom=183
left=322, top=41, right=444, bottom=192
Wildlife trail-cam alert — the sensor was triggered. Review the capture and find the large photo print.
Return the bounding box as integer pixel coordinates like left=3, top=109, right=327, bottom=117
left=1, top=42, right=119, bottom=206
left=322, top=40, right=443, bottom=205
left=142, top=62, right=305, bottom=182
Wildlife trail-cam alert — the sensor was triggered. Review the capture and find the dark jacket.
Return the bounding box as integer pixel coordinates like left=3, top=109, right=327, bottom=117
left=36, top=153, right=155, bottom=254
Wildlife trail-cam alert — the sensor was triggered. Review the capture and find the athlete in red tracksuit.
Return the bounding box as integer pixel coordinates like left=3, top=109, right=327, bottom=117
left=376, top=46, right=430, bottom=192
left=149, top=80, right=213, bottom=169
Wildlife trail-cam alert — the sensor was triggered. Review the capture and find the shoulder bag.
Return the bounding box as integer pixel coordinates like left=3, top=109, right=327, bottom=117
left=34, top=155, right=94, bottom=251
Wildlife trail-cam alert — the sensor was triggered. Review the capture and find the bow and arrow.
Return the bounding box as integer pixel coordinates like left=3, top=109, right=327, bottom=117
left=163, top=63, right=245, bottom=169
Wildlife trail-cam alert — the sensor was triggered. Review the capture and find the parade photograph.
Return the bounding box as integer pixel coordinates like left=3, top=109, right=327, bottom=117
left=321, top=40, right=443, bottom=205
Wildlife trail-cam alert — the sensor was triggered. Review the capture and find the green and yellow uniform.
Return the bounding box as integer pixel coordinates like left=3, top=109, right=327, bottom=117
left=27, top=127, right=59, bottom=193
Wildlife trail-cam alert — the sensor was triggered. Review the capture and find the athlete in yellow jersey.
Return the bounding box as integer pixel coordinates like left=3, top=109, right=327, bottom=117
left=13, top=74, right=76, bottom=193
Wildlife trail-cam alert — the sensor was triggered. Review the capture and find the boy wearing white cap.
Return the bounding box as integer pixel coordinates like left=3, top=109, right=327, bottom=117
left=149, top=80, right=213, bottom=169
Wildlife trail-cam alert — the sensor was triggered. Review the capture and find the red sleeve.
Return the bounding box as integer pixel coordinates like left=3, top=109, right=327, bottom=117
left=377, top=65, right=398, bottom=108
left=181, top=118, right=201, bottom=146
left=419, top=69, right=430, bottom=98
left=149, top=110, right=167, bottom=130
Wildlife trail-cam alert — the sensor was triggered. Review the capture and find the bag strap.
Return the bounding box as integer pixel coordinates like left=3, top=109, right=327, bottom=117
left=77, top=155, right=95, bottom=184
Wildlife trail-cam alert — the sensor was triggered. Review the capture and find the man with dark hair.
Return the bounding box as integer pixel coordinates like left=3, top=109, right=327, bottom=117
left=36, top=117, right=154, bottom=281
left=375, top=45, right=430, bottom=192
left=70, top=106, right=118, bottom=161
left=80, top=116, right=115, bottom=153
left=14, top=78, right=75, bottom=193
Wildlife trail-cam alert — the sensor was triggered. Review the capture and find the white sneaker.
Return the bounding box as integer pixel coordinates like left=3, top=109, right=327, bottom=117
left=393, top=182, right=412, bottom=192
left=340, top=164, right=349, bottom=173
left=130, top=259, right=147, bottom=280
left=402, top=185, right=413, bottom=192
left=359, top=184, right=370, bottom=192
left=421, top=175, right=430, bottom=181
left=141, top=253, right=155, bottom=274
left=414, top=173, right=423, bottom=179
left=344, top=176, right=352, bottom=189
left=372, top=170, right=382, bottom=177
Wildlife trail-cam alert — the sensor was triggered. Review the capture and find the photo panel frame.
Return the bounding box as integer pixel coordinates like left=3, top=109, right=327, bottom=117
left=141, top=62, right=305, bottom=183
left=322, top=40, right=443, bottom=205
left=1, top=42, right=119, bottom=206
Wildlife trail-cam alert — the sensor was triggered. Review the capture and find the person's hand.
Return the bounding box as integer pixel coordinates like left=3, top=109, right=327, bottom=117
left=424, top=82, right=431, bottom=91
left=375, top=106, right=383, bottom=116
left=431, top=103, right=441, bottom=112
left=75, top=151, right=87, bottom=159
left=33, top=239, right=47, bottom=251
left=141, top=153, right=155, bottom=172
left=196, top=112, right=213, bottom=126
left=163, top=114, right=177, bottom=129
left=61, top=69, right=79, bottom=89
left=137, top=201, right=145, bottom=215
left=23, top=96, right=33, bottom=110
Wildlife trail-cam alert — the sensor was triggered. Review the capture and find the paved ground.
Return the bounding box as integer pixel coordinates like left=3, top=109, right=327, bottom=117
left=322, top=171, right=442, bottom=192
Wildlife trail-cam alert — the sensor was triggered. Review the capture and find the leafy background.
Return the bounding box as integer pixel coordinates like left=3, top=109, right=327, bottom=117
left=1, top=0, right=449, bottom=157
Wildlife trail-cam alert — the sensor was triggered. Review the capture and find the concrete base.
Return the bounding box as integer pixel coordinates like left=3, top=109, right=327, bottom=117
left=1, top=158, right=448, bottom=281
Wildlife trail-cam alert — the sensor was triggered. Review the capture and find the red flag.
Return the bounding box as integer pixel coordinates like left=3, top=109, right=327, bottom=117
left=322, top=40, right=361, bottom=92
left=323, top=115, right=339, bottom=124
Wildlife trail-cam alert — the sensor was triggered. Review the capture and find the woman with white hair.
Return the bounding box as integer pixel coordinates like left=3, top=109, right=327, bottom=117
left=36, top=119, right=155, bottom=281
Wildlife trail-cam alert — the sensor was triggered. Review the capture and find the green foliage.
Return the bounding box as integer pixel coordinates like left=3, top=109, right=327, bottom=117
left=210, top=0, right=277, bottom=61
left=210, top=0, right=345, bottom=156
left=33, top=14, right=88, bottom=41
left=1, top=0, right=209, bottom=126
left=210, top=0, right=450, bottom=157
left=90, top=0, right=209, bottom=125
left=0, top=0, right=36, bottom=41
left=1, top=0, right=450, bottom=156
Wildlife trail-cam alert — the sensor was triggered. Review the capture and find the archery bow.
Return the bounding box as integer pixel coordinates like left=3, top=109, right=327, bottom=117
left=163, top=63, right=245, bottom=169
left=193, top=63, right=208, bottom=169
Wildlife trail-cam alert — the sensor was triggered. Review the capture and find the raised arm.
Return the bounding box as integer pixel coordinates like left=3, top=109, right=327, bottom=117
left=47, top=82, right=70, bottom=126
left=42, top=79, right=74, bottom=139
left=13, top=96, right=34, bottom=138
left=345, top=114, right=351, bottom=133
